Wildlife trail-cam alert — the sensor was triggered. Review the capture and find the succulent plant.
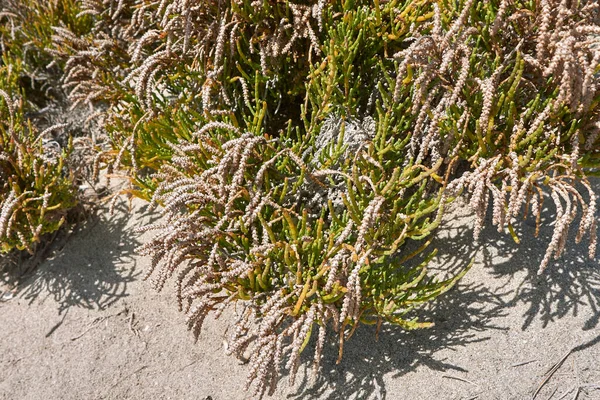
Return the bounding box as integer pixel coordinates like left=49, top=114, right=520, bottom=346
left=1, top=0, right=599, bottom=397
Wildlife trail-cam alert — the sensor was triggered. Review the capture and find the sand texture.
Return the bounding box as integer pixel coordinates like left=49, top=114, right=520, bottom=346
left=1, top=182, right=600, bottom=400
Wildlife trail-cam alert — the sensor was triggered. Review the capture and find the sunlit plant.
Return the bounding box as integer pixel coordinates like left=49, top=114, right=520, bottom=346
left=1, top=0, right=599, bottom=397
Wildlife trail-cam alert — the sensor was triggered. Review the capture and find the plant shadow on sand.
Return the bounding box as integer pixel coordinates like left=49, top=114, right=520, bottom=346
left=286, top=224, right=508, bottom=400
left=484, top=208, right=600, bottom=333
left=288, top=180, right=600, bottom=400
left=1, top=200, right=145, bottom=315
left=479, top=178, right=600, bottom=333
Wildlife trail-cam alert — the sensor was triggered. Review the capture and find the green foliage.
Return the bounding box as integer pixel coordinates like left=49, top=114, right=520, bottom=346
left=0, top=0, right=89, bottom=254
left=0, top=54, right=76, bottom=253
left=1, top=0, right=599, bottom=395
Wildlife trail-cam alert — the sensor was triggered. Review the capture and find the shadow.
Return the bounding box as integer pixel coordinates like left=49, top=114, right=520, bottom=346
left=287, top=178, right=600, bottom=399
left=1, top=200, right=143, bottom=314
left=486, top=234, right=600, bottom=332
left=287, top=282, right=507, bottom=400
left=477, top=180, right=600, bottom=332
left=287, top=220, right=508, bottom=400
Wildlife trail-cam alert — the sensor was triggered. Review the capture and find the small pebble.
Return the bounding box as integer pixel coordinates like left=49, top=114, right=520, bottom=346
left=2, top=292, right=14, bottom=300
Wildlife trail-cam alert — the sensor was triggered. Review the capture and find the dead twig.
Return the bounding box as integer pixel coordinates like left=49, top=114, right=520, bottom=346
left=103, top=365, right=148, bottom=396
left=571, top=387, right=580, bottom=400
left=442, top=375, right=480, bottom=387
left=512, top=359, right=538, bottom=368
left=178, top=358, right=200, bottom=372
left=69, top=307, right=127, bottom=341
left=545, top=386, right=558, bottom=400
left=128, top=311, right=140, bottom=337
left=556, top=384, right=600, bottom=400
left=532, top=349, right=573, bottom=399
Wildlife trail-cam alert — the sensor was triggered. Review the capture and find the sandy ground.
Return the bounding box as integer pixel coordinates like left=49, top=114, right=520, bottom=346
left=1, top=183, right=600, bottom=400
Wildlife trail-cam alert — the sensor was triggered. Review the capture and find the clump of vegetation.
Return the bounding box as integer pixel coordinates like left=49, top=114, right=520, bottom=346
left=0, top=0, right=83, bottom=254
left=1, top=0, right=599, bottom=396
left=0, top=56, right=76, bottom=253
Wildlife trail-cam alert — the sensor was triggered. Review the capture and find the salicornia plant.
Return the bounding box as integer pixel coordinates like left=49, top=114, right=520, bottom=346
left=1, top=0, right=599, bottom=397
